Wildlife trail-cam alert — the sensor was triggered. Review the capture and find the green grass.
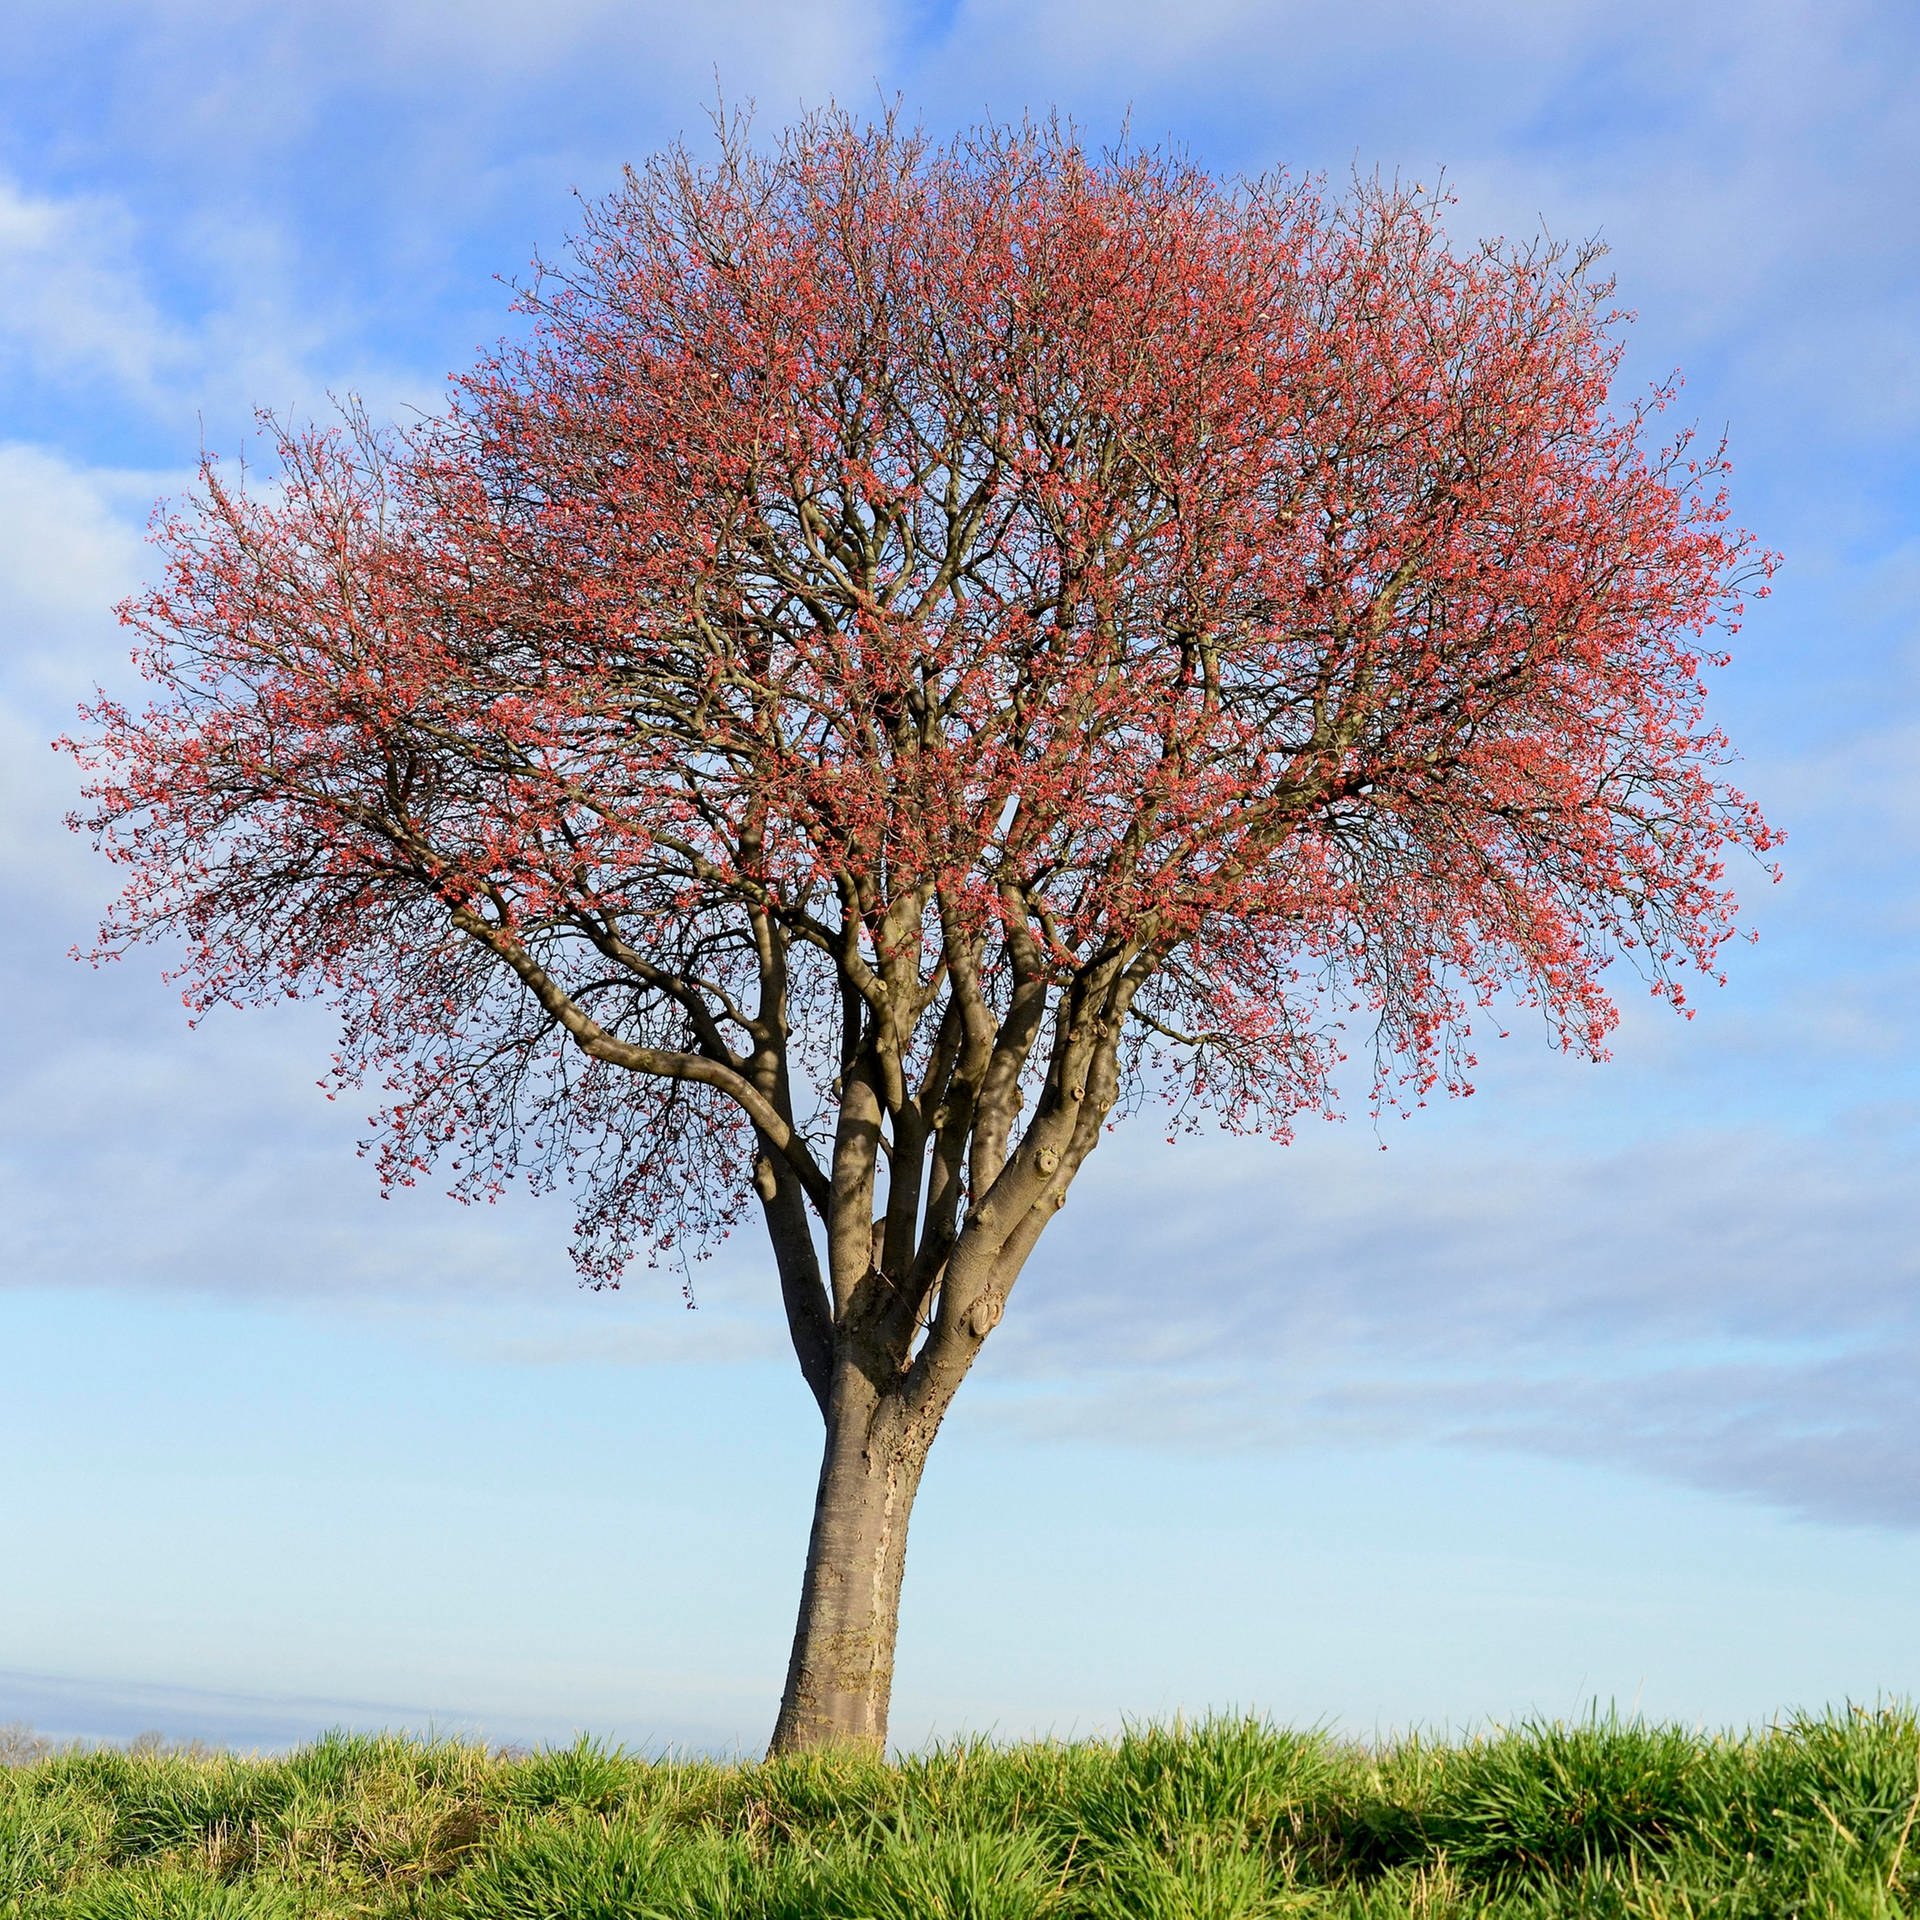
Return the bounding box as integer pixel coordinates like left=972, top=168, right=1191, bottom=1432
left=4, top=1709, right=1918, bottom=1916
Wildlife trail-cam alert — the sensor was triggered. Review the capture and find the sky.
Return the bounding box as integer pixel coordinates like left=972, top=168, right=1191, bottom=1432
left=2, top=0, right=1917, bottom=1758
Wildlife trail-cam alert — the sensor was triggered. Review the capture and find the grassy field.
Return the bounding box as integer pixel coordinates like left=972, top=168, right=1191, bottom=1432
left=4, top=1709, right=1918, bottom=1917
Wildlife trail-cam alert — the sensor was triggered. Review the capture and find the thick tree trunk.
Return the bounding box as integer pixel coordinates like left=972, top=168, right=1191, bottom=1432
left=768, top=1360, right=930, bottom=1756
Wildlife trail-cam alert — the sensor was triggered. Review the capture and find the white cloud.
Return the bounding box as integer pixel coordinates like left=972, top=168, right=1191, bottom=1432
left=6, top=0, right=892, bottom=173
left=0, top=443, right=159, bottom=665
left=0, top=443, right=176, bottom=918
left=357, top=0, right=888, bottom=92
left=0, top=163, right=447, bottom=456
left=0, top=179, right=188, bottom=405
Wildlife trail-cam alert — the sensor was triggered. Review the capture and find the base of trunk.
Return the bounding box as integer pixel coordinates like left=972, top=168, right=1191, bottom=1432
left=768, top=1378, right=927, bottom=1756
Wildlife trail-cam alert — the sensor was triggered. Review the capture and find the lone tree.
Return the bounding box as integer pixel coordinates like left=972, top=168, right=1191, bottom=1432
left=67, top=112, right=1777, bottom=1755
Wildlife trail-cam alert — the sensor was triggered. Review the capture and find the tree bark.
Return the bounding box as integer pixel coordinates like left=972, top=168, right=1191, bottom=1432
left=768, top=1355, right=931, bottom=1756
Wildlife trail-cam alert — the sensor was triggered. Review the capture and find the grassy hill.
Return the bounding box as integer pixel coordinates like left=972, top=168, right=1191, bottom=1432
left=4, top=1708, right=1917, bottom=1916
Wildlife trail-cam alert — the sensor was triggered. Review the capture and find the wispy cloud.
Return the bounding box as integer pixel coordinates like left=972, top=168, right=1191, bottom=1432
left=980, top=1107, right=1920, bottom=1528
left=2, top=0, right=892, bottom=202
left=0, top=179, right=188, bottom=405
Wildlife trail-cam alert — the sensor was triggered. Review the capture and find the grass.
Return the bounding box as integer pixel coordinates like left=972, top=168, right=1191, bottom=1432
left=3, top=1708, right=1918, bottom=1916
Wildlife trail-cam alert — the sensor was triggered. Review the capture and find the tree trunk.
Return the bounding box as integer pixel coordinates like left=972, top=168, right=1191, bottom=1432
left=768, top=1359, right=929, bottom=1756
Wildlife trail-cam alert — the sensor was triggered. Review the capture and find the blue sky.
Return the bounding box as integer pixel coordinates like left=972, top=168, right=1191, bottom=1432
left=2, top=0, right=1917, bottom=1755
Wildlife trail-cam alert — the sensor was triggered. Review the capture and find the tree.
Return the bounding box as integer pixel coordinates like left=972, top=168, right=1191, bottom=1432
left=64, top=111, right=1778, bottom=1756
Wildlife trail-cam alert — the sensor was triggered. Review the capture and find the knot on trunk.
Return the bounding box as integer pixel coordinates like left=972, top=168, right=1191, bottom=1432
left=1035, top=1146, right=1059, bottom=1174
left=967, top=1291, right=1003, bottom=1339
